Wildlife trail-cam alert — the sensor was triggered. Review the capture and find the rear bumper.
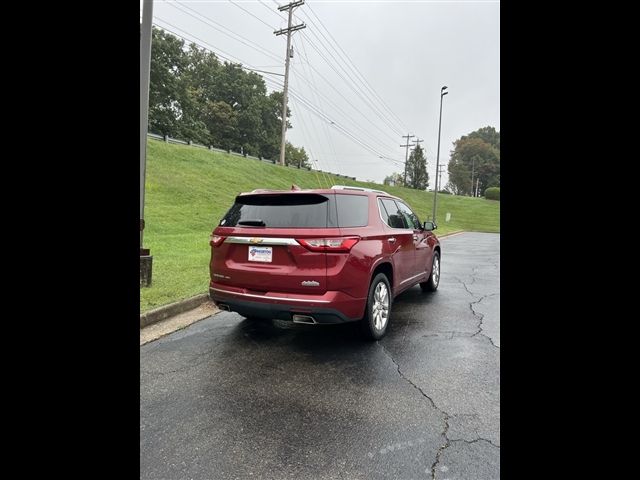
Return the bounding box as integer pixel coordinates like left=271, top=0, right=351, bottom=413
left=209, top=282, right=365, bottom=324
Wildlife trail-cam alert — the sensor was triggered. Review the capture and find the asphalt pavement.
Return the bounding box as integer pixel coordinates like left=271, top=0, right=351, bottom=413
left=140, top=232, right=500, bottom=480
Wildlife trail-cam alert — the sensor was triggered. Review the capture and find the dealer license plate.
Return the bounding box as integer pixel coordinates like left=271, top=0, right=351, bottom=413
left=248, top=246, right=272, bottom=262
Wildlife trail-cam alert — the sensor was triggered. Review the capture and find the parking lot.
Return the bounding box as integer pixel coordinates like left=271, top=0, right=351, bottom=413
left=140, top=232, right=500, bottom=479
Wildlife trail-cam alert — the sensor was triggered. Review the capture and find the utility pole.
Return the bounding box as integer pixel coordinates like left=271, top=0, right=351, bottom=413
left=274, top=1, right=306, bottom=166
left=140, top=0, right=154, bottom=287
left=475, top=177, right=480, bottom=197
left=400, top=134, right=415, bottom=186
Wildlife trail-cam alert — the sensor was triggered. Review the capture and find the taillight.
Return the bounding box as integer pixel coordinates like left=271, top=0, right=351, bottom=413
left=209, top=234, right=226, bottom=247
left=296, top=237, right=360, bottom=252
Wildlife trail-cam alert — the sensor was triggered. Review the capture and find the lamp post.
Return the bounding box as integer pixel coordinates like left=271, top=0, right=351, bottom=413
left=432, top=85, right=448, bottom=223
left=140, top=0, right=153, bottom=287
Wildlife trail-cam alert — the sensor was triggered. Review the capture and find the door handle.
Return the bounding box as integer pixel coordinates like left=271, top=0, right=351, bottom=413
left=388, top=237, right=396, bottom=243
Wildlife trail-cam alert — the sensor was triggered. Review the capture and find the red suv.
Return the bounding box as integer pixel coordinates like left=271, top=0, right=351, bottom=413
left=209, top=185, right=440, bottom=340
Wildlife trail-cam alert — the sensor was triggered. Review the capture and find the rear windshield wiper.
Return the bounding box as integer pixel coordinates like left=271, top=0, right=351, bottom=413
left=238, top=219, right=266, bottom=227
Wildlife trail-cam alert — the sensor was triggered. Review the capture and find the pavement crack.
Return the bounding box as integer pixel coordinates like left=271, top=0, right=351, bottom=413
left=469, top=266, right=478, bottom=285
left=454, top=277, right=499, bottom=349
left=430, top=415, right=451, bottom=479
left=378, top=343, right=451, bottom=479
left=469, top=293, right=500, bottom=349
left=455, top=277, right=477, bottom=298
left=450, top=438, right=501, bottom=449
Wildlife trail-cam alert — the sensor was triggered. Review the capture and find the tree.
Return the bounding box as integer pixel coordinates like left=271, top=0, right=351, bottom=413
left=405, top=144, right=429, bottom=190
left=383, top=172, right=404, bottom=186
left=148, top=28, right=188, bottom=137
left=447, top=126, right=500, bottom=196
left=148, top=27, right=294, bottom=160
left=284, top=142, right=310, bottom=168
left=468, top=126, right=500, bottom=150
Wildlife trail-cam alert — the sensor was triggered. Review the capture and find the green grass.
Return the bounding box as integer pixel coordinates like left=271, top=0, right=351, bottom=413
left=141, top=139, right=500, bottom=312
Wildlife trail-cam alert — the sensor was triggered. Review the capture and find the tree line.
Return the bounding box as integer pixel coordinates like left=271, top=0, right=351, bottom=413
left=383, top=126, right=500, bottom=196
left=148, top=27, right=309, bottom=167
left=446, top=126, right=500, bottom=196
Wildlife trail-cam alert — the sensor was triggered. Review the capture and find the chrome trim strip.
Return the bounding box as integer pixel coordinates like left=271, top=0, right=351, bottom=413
left=399, top=272, right=428, bottom=286
left=210, top=287, right=331, bottom=303
left=224, top=236, right=299, bottom=246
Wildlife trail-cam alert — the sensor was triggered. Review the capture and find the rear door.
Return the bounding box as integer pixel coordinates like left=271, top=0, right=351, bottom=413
left=396, top=200, right=431, bottom=278
left=378, top=198, right=416, bottom=290
left=212, top=193, right=338, bottom=295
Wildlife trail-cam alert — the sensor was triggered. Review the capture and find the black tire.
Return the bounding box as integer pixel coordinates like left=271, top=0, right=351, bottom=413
left=360, top=273, right=392, bottom=341
left=420, top=251, right=440, bottom=292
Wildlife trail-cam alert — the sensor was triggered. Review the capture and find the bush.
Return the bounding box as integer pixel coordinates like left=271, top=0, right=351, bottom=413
left=438, top=190, right=451, bottom=194
left=485, top=187, right=500, bottom=200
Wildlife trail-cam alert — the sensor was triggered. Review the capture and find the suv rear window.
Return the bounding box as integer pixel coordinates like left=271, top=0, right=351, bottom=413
left=221, top=193, right=334, bottom=228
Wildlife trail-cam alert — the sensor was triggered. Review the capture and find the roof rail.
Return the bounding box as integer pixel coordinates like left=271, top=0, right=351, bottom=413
left=331, top=185, right=390, bottom=195
left=249, top=188, right=282, bottom=193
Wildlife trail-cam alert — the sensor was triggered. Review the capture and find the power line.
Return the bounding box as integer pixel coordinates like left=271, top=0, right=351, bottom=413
left=293, top=38, right=340, bottom=175
left=168, top=1, right=283, bottom=63
left=153, top=20, right=283, bottom=76
left=228, top=0, right=276, bottom=30
left=290, top=67, right=397, bottom=158
left=303, top=1, right=410, bottom=133
left=266, top=75, right=403, bottom=167
left=226, top=0, right=404, bottom=149
left=258, top=0, right=288, bottom=22
left=293, top=36, right=402, bottom=146
left=286, top=93, right=328, bottom=188
left=296, top=12, right=406, bottom=136
left=298, top=30, right=405, bottom=138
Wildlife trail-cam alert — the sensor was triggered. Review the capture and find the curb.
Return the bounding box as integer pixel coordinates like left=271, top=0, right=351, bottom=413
left=140, top=293, right=210, bottom=328
left=437, top=230, right=464, bottom=238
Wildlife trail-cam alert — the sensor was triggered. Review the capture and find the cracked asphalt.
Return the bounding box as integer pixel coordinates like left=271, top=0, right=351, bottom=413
left=140, top=232, right=500, bottom=479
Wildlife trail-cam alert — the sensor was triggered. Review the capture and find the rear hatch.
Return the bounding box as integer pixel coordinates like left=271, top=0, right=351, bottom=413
left=211, top=192, right=340, bottom=295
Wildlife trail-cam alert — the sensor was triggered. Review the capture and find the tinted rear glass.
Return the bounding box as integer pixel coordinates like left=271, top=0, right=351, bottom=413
left=220, top=193, right=334, bottom=228
left=336, top=195, right=368, bottom=227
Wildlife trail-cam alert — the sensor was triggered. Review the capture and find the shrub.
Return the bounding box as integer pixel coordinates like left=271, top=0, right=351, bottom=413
left=484, top=187, right=500, bottom=200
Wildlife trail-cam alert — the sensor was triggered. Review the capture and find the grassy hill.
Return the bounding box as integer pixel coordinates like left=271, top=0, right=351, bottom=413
left=141, top=138, right=500, bottom=312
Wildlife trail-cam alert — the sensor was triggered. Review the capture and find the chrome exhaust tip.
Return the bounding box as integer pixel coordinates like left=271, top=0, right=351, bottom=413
left=217, top=303, right=231, bottom=312
left=292, top=314, right=317, bottom=324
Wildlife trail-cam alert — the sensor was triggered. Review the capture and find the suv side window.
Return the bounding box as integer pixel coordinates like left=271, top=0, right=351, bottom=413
left=379, top=198, right=408, bottom=229
left=336, top=194, right=368, bottom=227
left=396, top=201, right=421, bottom=230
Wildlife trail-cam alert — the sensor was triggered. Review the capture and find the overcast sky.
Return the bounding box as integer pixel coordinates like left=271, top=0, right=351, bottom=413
left=143, top=0, right=500, bottom=186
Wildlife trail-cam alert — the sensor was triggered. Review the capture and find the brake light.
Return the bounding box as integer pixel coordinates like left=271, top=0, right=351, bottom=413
left=296, top=237, right=360, bottom=252
left=209, top=234, right=226, bottom=247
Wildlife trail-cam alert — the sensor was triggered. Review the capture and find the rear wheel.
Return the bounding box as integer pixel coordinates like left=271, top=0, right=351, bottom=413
left=361, top=273, right=392, bottom=341
left=420, top=251, right=440, bottom=292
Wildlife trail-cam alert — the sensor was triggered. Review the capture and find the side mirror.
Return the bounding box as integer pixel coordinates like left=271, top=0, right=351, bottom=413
left=423, top=221, right=437, bottom=231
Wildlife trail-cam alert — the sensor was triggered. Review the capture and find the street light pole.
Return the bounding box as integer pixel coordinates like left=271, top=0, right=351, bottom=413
left=432, top=86, right=448, bottom=223
left=140, top=0, right=154, bottom=286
